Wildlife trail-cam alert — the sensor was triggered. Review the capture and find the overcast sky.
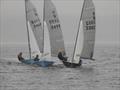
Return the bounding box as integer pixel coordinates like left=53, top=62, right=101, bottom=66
left=0, top=0, right=120, bottom=45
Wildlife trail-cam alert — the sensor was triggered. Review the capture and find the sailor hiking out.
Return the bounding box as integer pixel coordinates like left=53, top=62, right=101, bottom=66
left=17, top=52, right=25, bottom=61
left=34, top=54, right=40, bottom=61
left=57, top=49, right=82, bottom=68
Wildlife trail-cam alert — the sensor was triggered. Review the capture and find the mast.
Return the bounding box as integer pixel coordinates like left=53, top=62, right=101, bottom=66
left=25, top=0, right=32, bottom=59
left=43, top=0, right=45, bottom=54
left=72, top=0, right=86, bottom=63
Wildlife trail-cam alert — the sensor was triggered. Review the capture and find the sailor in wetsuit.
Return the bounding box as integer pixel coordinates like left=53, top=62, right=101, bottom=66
left=34, top=54, right=39, bottom=61
left=57, top=49, right=82, bottom=68
left=57, top=49, right=73, bottom=67
left=58, top=50, right=67, bottom=62
left=17, top=52, right=24, bottom=61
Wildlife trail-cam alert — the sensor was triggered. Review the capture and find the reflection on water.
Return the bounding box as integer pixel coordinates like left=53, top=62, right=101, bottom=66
left=0, top=45, right=120, bottom=90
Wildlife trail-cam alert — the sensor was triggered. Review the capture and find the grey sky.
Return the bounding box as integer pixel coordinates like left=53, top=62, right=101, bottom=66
left=0, top=0, right=120, bottom=45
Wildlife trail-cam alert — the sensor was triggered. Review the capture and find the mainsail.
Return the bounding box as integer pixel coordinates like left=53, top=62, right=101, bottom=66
left=44, top=0, right=65, bottom=57
left=25, top=0, right=44, bottom=54
left=73, top=0, right=96, bottom=63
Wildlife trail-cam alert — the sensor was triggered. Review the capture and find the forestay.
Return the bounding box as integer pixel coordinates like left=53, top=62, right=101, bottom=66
left=25, top=0, right=44, bottom=53
left=44, top=0, right=65, bottom=57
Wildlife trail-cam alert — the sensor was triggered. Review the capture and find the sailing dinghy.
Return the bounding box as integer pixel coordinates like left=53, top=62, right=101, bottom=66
left=60, top=0, right=96, bottom=68
left=19, top=0, right=54, bottom=67
left=19, top=0, right=66, bottom=67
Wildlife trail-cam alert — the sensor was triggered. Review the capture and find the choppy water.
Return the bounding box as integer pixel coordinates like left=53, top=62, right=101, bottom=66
left=0, top=45, right=120, bottom=90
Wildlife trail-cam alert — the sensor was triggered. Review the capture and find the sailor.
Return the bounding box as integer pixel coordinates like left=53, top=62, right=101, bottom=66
left=58, top=49, right=82, bottom=68
left=17, top=52, right=24, bottom=61
left=34, top=54, right=40, bottom=61
left=58, top=49, right=67, bottom=62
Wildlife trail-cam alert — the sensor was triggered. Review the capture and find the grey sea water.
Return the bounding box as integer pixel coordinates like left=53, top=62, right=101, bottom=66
left=0, top=45, right=120, bottom=90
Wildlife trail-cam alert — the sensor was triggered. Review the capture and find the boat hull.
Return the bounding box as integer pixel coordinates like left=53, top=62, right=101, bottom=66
left=61, top=60, right=82, bottom=68
left=20, top=59, right=54, bottom=67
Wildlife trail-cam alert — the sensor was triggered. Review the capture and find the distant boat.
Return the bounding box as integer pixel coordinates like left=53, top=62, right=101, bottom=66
left=20, top=0, right=65, bottom=67
left=61, top=0, right=96, bottom=67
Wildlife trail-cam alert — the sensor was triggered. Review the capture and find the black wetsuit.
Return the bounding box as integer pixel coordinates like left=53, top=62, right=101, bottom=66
left=58, top=52, right=67, bottom=61
left=18, top=55, right=24, bottom=61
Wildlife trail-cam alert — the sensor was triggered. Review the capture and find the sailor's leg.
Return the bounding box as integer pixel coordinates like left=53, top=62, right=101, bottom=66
left=64, top=57, right=67, bottom=61
left=78, top=59, right=82, bottom=66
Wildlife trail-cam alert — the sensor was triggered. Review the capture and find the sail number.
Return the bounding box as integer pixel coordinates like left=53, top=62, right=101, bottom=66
left=85, top=20, right=95, bottom=30
left=49, top=19, right=61, bottom=30
left=31, top=19, right=41, bottom=28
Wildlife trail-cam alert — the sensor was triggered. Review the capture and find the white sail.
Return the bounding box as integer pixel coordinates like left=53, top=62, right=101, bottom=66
left=80, top=0, right=96, bottom=59
left=44, top=23, right=51, bottom=58
left=27, top=22, right=40, bottom=57
left=73, top=0, right=96, bottom=63
left=44, top=0, right=65, bottom=57
left=73, top=21, right=84, bottom=63
left=25, top=0, right=44, bottom=54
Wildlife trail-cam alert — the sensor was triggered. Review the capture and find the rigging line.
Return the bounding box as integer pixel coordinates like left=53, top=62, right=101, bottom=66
left=71, top=0, right=86, bottom=64
left=25, top=0, right=32, bottom=59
